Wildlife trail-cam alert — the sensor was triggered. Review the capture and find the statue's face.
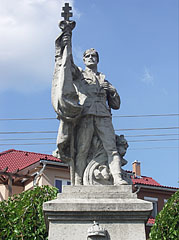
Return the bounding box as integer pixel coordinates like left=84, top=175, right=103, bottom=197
left=83, top=53, right=98, bottom=67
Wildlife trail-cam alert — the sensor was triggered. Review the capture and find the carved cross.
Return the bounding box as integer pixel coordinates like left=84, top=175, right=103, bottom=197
left=61, top=3, right=73, bottom=21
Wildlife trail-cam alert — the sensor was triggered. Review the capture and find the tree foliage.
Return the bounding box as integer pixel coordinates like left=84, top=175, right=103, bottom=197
left=150, top=190, right=179, bottom=240
left=0, top=185, right=58, bottom=240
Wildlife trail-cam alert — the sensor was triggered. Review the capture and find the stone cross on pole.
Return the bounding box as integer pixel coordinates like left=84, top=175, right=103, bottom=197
left=61, top=3, right=73, bottom=21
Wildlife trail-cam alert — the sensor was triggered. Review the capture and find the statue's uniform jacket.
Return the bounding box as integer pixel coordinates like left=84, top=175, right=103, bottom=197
left=74, top=68, right=120, bottom=117
left=73, top=68, right=121, bottom=179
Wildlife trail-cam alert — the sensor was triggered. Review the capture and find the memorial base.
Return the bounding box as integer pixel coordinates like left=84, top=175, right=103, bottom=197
left=43, top=185, right=152, bottom=240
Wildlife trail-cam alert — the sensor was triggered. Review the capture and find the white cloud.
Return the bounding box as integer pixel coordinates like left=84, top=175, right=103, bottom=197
left=141, top=67, right=154, bottom=86
left=0, top=0, right=79, bottom=93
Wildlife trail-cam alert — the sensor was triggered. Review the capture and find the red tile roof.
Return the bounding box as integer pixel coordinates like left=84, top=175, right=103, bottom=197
left=147, top=217, right=155, bottom=225
left=125, top=170, right=178, bottom=190
left=132, top=176, right=178, bottom=190
left=132, top=176, right=161, bottom=186
left=0, top=149, right=61, bottom=172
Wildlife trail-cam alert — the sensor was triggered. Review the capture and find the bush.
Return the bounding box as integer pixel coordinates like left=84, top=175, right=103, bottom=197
left=0, top=185, right=58, bottom=240
left=150, top=190, right=179, bottom=240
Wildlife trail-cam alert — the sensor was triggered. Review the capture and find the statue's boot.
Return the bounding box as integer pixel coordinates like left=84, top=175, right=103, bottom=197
left=109, top=154, right=128, bottom=185
left=113, top=173, right=128, bottom=185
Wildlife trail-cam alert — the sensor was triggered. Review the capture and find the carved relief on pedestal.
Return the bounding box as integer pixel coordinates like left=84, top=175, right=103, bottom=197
left=87, top=221, right=110, bottom=240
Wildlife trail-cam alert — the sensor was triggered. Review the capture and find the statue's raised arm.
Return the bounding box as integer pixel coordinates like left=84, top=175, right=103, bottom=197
left=51, top=3, right=81, bottom=121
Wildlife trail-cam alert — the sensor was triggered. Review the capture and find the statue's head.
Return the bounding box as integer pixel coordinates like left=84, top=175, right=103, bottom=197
left=83, top=48, right=99, bottom=67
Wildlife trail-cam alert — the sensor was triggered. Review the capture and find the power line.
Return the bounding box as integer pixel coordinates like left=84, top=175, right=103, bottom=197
left=1, top=133, right=179, bottom=142
left=129, top=146, right=179, bottom=150
left=0, top=131, right=57, bottom=135
left=0, top=113, right=178, bottom=121
left=0, top=139, right=178, bottom=146
left=115, top=127, right=179, bottom=131
left=128, top=138, right=179, bottom=143
left=0, top=126, right=178, bottom=135
left=113, top=113, right=179, bottom=118
left=125, top=133, right=179, bottom=138
left=0, top=117, right=56, bottom=121
left=1, top=146, right=178, bottom=153
left=0, top=133, right=179, bottom=142
left=0, top=143, right=55, bottom=146
left=0, top=138, right=56, bottom=141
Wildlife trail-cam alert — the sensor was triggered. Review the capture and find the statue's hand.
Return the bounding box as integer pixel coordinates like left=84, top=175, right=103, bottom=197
left=101, top=81, right=116, bottom=94
left=61, top=33, right=71, bottom=46
left=55, top=33, right=71, bottom=48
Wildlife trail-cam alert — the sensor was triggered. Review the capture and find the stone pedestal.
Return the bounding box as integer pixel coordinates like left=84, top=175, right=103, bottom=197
left=43, top=185, right=152, bottom=240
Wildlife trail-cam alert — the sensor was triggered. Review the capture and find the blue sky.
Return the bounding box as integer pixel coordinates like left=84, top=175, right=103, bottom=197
left=0, top=0, right=178, bottom=187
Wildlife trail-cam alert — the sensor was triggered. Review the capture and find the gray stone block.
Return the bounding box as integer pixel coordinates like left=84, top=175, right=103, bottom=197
left=43, top=185, right=153, bottom=240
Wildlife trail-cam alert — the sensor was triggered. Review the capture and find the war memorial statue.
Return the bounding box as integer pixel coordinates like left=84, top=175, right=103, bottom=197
left=44, top=4, right=153, bottom=240
left=52, top=3, right=131, bottom=186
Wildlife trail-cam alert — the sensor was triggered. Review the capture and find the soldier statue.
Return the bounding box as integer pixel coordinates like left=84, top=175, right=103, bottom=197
left=52, top=3, right=130, bottom=186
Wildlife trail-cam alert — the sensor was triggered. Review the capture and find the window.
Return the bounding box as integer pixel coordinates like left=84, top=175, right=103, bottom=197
left=144, top=197, right=158, bottom=218
left=55, top=179, right=71, bottom=193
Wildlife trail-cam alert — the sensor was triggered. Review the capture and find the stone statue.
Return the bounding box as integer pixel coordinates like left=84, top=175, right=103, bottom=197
left=52, top=3, right=131, bottom=186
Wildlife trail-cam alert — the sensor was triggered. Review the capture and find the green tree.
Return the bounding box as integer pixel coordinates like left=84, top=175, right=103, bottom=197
left=0, top=185, right=58, bottom=240
left=150, top=190, right=179, bottom=240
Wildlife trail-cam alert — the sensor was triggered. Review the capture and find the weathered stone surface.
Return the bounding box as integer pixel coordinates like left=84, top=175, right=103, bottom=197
left=51, top=3, right=131, bottom=186
left=43, top=185, right=153, bottom=240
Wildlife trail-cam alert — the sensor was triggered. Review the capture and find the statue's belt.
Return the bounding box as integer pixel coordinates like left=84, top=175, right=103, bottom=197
left=85, top=96, right=106, bottom=102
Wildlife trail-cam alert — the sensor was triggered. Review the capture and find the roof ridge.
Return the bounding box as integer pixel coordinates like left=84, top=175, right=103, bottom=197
left=23, top=150, right=57, bottom=159
left=134, top=182, right=179, bottom=189
left=158, top=184, right=179, bottom=189
left=126, top=171, right=153, bottom=178
left=28, top=151, right=54, bottom=157
left=0, top=148, right=55, bottom=158
left=0, top=149, right=16, bottom=156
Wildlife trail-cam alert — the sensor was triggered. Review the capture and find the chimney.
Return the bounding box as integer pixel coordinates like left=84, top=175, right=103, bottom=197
left=132, top=160, right=141, bottom=178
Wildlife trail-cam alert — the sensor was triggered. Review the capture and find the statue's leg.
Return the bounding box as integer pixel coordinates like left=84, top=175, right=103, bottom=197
left=94, top=117, right=127, bottom=185
left=75, top=116, right=94, bottom=185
